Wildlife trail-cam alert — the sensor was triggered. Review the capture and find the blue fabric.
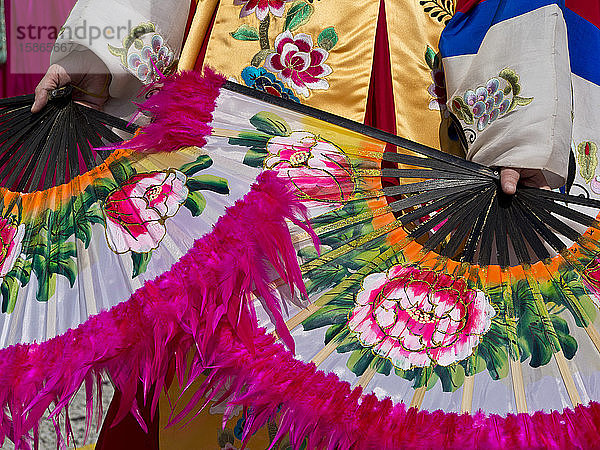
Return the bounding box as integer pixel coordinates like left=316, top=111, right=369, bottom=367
left=564, top=8, right=600, bottom=86
left=439, top=0, right=600, bottom=86
left=440, top=0, right=563, bottom=57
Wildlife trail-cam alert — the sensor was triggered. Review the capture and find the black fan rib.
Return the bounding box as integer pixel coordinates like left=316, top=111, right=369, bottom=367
left=0, top=87, right=137, bottom=192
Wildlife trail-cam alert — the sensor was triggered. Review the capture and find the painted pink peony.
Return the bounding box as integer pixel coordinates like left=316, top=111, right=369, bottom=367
left=234, top=0, right=292, bottom=21
left=264, top=31, right=332, bottom=98
left=264, top=131, right=354, bottom=204
left=0, top=219, right=24, bottom=277
left=348, top=266, right=495, bottom=368
left=103, top=170, right=188, bottom=254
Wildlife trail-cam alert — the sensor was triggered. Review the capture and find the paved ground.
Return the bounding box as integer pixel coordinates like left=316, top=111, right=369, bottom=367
left=2, top=379, right=114, bottom=449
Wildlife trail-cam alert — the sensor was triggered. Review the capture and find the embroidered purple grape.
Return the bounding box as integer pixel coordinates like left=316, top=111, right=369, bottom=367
left=493, top=90, right=504, bottom=106
left=464, top=90, right=477, bottom=107
left=476, top=86, right=487, bottom=102
left=498, top=98, right=510, bottom=114
left=489, top=108, right=500, bottom=123
left=477, top=113, right=490, bottom=131
left=486, top=78, right=499, bottom=96
left=451, top=69, right=533, bottom=140
left=472, top=101, right=486, bottom=118
left=485, top=97, right=494, bottom=114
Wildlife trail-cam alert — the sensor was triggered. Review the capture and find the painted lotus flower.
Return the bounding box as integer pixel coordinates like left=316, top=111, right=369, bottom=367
left=264, top=131, right=354, bottom=204
left=348, top=266, right=495, bottom=368
left=0, top=219, right=25, bottom=277
left=264, top=30, right=332, bottom=98
left=241, top=66, right=300, bottom=102
left=234, top=0, right=292, bottom=21
left=103, top=170, right=189, bottom=254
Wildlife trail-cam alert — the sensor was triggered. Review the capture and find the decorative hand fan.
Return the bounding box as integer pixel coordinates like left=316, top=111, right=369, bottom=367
left=186, top=77, right=600, bottom=416
left=3, top=69, right=600, bottom=450
left=0, top=86, right=137, bottom=192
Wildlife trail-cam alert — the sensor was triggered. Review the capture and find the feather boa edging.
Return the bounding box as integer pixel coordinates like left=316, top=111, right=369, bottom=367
left=2, top=69, right=600, bottom=447
left=3, top=172, right=600, bottom=449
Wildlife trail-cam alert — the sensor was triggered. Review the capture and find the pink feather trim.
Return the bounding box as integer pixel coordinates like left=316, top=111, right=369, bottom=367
left=2, top=71, right=600, bottom=447
left=2, top=172, right=600, bottom=449
left=127, top=68, right=226, bottom=153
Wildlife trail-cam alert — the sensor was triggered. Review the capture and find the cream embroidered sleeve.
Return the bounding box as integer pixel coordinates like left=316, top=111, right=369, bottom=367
left=50, top=0, right=191, bottom=100
left=441, top=4, right=572, bottom=188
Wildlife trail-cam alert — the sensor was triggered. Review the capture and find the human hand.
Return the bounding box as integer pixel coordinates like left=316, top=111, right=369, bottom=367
left=500, top=168, right=550, bottom=195
left=31, top=63, right=110, bottom=113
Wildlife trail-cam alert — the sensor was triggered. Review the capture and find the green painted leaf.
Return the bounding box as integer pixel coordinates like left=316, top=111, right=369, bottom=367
left=298, top=246, right=320, bottom=261
left=108, top=159, right=136, bottom=185
left=336, top=333, right=364, bottom=353
left=317, top=27, right=338, bottom=51
left=57, top=241, right=77, bottom=259
left=250, top=112, right=291, bottom=137
left=2, top=196, right=22, bottom=223
left=34, top=264, right=56, bottom=304
left=243, top=147, right=270, bottom=168
left=92, top=178, right=119, bottom=201
left=346, top=348, right=374, bottom=376
left=7, top=258, right=32, bottom=286
left=132, top=251, right=152, bottom=278
left=302, top=304, right=352, bottom=330
left=324, top=323, right=348, bottom=345
left=75, top=222, right=93, bottom=248
left=184, top=191, right=207, bottom=217
left=187, top=175, right=230, bottom=194
left=230, top=24, right=260, bottom=41
left=371, top=357, right=392, bottom=376
left=1, top=276, right=19, bottom=313
left=284, top=1, right=314, bottom=31
left=478, top=330, right=509, bottom=380
left=54, top=259, right=77, bottom=287
left=434, top=364, right=465, bottom=392
left=228, top=131, right=272, bottom=149
left=179, top=155, right=213, bottom=177
left=401, top=366, right=439, bottom=390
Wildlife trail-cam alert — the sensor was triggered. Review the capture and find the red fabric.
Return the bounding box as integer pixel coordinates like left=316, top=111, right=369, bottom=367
left=95, top=386, right=160, bottom=450
left=364, top=0, right=400, bottom=211
left=566, top=0, right=600, bottom=29
left=183, top=0, right=197, bottom=43
left=455, top=0, right=488, bottom=14
left=363, top=0, right=395, bottom=133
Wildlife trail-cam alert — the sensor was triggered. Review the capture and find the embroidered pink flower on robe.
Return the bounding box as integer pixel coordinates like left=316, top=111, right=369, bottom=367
left=264, top=131, right=354, bottom=204
left=428, top=67, right=448, bottom=117
left=104, top=170, right=189, bottom=254
left=0, top=219, right=25, bottom=277
left=348, top=266, right=495, bottom=368
left=234, top=0, right=292, bottom=21
left=264, top=31, right=332, bottom=98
